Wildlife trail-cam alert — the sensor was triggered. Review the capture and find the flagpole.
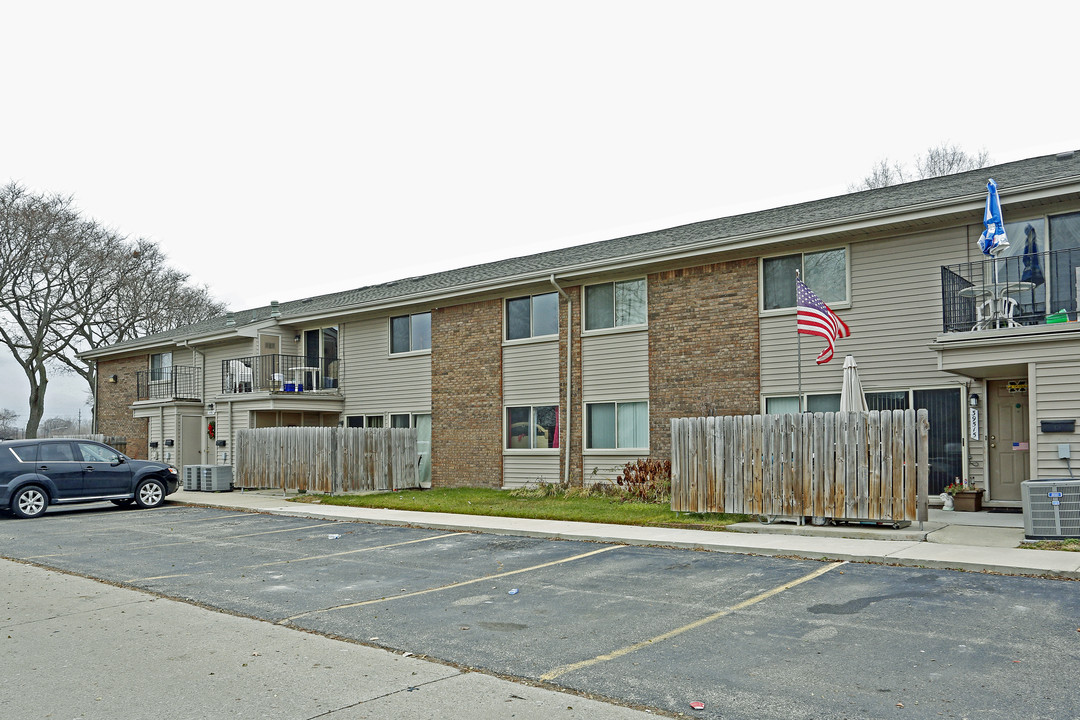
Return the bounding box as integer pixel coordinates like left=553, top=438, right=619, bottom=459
left=796, top=270, right=802, bottom=413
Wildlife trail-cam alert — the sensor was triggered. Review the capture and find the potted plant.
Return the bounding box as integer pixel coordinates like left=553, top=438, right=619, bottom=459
left=944, top=479, right=984, bottom=512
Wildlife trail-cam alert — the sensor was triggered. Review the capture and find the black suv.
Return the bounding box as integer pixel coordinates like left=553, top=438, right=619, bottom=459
left=0, top=439, right=179, bottom=519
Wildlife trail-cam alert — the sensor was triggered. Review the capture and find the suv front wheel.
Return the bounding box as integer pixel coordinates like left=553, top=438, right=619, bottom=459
left=12, top=486, right=49, bottom=519
left=134, top=479, right=166, bottom=509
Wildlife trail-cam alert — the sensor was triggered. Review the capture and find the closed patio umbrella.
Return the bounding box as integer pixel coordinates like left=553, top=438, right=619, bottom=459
left=839, top=355, right=867, bottom=413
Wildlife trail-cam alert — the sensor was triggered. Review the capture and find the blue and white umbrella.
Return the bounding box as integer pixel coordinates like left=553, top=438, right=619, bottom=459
left=978, top=178, right=1009, bottom=256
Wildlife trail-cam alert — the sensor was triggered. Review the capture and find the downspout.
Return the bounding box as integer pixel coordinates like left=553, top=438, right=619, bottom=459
left=550, top=275, right=572, bottom=485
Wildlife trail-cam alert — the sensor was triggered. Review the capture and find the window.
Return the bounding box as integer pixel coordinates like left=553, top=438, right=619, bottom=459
left=365, top=415, right=385, bottom=428
left=762, top=248, right=847, bottom=310
left=585, top=401, right=647, bottom=450
left=390, top=312, right=431, bottom=354
left=37, top=442, right=76, bottom=462
left=345, top=416, right=364, bottom=428
left=390, top=413, right=411, bottom=429
left=506, top=292, right=559, bottom=340
left=303, top=326, right=339, bottom=388
left=77, top=442, right=122, bottom=463
left=764, top=394, right=840, bottom=414
left=506, top=405, right=559, bottom=450
left=150, top=352, right=173, bottom=381
left=584, top=279, right=647, bottom=331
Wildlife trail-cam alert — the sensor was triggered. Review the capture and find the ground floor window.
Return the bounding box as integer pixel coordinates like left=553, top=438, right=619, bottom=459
left=586, top=401, right=647, bottom=450
left=506, top=405, right=559, bottom=449
left=764, top=394, right=839, bottom=414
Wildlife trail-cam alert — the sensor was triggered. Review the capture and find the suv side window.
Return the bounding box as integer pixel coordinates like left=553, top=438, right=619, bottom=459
left=37, top=442, right=76, bottom=462
left=77, top=442, right=121, bottom=464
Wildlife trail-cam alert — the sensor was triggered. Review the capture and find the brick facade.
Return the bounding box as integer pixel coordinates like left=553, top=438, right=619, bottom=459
left=648, top=259, right=760, bottom=460
left=557, top=286, right=583, bottom=484
left=431, top=299, right=503, bottom=488
left=95, top=356, right=149, bottom=459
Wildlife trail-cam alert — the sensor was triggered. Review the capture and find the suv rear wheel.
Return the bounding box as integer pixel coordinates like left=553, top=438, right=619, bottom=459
left=12, top=486, right=48, bottom=519
left=134, top=479, right=166, bottom=509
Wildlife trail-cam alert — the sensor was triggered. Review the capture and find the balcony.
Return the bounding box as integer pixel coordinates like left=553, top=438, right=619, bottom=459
left=136, top=366, right=202, bottom=402
left=222, top=354, right=341, bottom=395
left=941, top=247, right=1080, bottom=333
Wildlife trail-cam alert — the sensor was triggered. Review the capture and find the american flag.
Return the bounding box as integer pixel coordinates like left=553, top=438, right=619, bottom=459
left=797, top=278, right=850, bottom=364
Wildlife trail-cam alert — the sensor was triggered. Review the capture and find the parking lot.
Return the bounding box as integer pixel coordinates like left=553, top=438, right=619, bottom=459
left=3, top=503, right=1077, bottom=719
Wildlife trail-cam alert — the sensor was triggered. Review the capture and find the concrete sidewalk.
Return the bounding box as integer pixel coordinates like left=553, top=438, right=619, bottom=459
left=0, top=559, right=653, bottom=720
left=168, top=489, right=1080, bottom=579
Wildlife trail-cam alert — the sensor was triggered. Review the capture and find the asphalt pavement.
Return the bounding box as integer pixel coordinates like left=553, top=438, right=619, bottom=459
left=4, top=491, right=1078, bottom=720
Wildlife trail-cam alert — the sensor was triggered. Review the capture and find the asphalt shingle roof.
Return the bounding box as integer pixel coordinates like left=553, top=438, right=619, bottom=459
left=100, top=150, right=1080, bottom=353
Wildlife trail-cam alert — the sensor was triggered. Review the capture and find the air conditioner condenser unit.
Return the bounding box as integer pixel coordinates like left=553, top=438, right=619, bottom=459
left=1022, top=479, right=1080, bottom=540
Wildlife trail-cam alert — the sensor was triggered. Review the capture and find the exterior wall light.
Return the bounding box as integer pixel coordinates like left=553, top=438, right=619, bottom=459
left=108, top=374, right=118, bottom=383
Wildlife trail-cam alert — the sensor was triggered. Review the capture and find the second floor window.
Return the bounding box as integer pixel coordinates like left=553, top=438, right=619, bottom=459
left=506, top=292, right=559, bottom=340
left=762, top=247, right=847, bottom=310
left=584, top=278, right=647, bottom=331
left=150, top=352, right=172, bottom=381
left=390, top=312, right=431, bottom=354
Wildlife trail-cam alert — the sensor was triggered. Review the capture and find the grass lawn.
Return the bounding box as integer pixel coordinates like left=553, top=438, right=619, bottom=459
left=289, top=487, right=751, bottom=530
left=1020, top=538, right=1080, bottom=552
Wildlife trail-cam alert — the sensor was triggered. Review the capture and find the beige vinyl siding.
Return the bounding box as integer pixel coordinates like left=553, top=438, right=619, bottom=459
left=938, top=333, right=1080, bottom=372
left=761, top=227, right=972, bottom=396
left=583, top=453, right=637, bottom=485
left=503, top=341, right=560, bottom=405
left=341, top=316, right=431, bottom=415
left=502, top=340, right=561, bottom=487
left=202, top=340, right=257, bottom=399
left=503, top=455, right=561, bottom=488
left=581, top=330, right=649, bottom=483
left=1034, top=362, right=1080, bottom=479
left=581, top=329, right=649, bottom=401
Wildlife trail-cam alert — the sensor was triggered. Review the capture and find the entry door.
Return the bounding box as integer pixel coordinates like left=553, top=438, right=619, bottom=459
left=181, top=415, right=203, bottom=469
left=987, top=380, right=1029, bottom=502
left=76, top=441, right=132, bottom=496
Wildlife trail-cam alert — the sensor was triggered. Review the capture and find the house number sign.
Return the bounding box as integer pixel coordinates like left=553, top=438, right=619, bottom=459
left=969, top=408, right=979, bottom=441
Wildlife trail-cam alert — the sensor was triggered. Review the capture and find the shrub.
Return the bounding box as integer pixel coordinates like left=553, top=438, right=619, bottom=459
left=614, top=458, right=672, bottom=504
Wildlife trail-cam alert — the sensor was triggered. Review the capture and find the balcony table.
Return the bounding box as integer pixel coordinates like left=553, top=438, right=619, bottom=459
left=290, top=366, right=320, bottom=391
left=958, top=281, right=1035, bottom=330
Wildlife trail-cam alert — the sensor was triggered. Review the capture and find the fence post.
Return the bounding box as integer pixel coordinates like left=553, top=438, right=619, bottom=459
left=917, top=409, right=929, bottom=526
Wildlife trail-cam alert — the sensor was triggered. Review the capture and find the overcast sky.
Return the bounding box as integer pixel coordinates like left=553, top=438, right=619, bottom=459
left=3, top=0, right=1078, bottom=423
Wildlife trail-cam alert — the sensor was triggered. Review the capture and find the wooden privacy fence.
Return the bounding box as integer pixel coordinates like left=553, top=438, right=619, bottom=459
left=671, top=410, right=928, bottom=523
left=234, top=427, right=418, bottom=493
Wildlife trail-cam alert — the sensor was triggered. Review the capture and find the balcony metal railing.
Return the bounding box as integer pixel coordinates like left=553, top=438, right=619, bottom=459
left=136, top=366, right=202, bottom=401
left=221, top=354, right=341, bottom=394
left=941, top=247, right=1080, bottom=333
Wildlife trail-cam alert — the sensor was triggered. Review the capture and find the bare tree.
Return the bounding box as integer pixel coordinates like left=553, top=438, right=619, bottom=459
left=849, top=143, right=990, bottom=191
left=0, top=182, right=226, bottom=437
left=0, top=408, right=19, bottom=438
left=915, top=143, right=991, bottom=179
left=40, top=416, right=73, bottom=437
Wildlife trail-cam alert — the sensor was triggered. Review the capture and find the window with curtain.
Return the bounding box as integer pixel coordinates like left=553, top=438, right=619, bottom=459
left=586, top=401, right=648, bottom=449
left=762, top=247, right=847, bottom=310
left=584, top=279, right=647, bottom=331
left=505, top=405, right=559, bottom=449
